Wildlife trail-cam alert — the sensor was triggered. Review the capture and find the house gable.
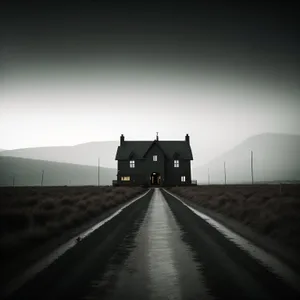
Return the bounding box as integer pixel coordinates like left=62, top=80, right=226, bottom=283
left=142, top=140, right=167, bottom=159
left=115, top=141, right=152, bottom=160
left=115, top=140, right=193, bottom=161
left=173, top=151, right=180, bottom=159
left=159, top=141, right=193, bottom=160
left=128, top=151, right=138, bottom=160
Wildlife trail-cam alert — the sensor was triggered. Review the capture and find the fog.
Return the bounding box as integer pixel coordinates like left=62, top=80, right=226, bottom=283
left=1, top=64, right=300, bottom=166
left=1, top=1, right=300, bottom=167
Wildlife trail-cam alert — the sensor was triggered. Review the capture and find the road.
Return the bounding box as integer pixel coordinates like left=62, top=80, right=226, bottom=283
left=3, top=188, right=300, bottom=300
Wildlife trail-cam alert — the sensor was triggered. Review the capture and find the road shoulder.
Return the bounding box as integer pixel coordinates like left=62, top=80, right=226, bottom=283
left=163, top=189, right=300, bottom=274
left=1, top=189, right=151, bottom=291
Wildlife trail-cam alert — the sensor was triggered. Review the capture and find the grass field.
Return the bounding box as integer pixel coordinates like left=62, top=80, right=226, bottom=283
left=2, top=184, right=300, bottom=283
left=0, top=186, right=145, bottom=265
left=167, top=184, right=300, bottom=252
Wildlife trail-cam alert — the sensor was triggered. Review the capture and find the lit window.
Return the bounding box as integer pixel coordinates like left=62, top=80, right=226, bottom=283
left=153, top=155, right=157, bottom=161
left=121, top=176, right=130, bottom=181
left=174, top=160, right=179, bottom=167
left=129, top=160, right=135, bottom=168
left=181, top=176, right=186, bottom=182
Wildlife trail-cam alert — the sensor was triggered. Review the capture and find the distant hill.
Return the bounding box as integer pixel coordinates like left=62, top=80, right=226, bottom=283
left=0, top=156, right=117, bottom=186
left=0, top=141, right=119, bottom=168
left=0, top=149, right=5, bottom=152
left=192, top=133, right=300, bottom=184
left=2, top=133, right=300, bottom=185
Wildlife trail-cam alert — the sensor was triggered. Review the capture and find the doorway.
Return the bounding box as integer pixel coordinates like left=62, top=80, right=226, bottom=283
left=150, top=172, right=161, bottom=185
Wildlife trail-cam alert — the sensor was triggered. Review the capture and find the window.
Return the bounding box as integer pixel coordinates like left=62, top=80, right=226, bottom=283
left=129, top=160, right=135, bottom=168
left=174, top=160, right=179, bottom=167
left=181, top=176, right=186, bottom=182
left=121, top=176, right=130, bottom=181
left=153, top=155, right=157, bottom=161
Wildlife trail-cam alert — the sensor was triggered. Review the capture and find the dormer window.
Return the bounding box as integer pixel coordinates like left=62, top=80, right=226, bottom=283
left=174, top=160, right=179, bottom=167
left=129, top=160, right=135, bottom=168
left=153, top=155, right=158, bottom=161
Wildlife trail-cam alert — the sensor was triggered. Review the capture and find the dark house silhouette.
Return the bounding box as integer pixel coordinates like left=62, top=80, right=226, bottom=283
left=114, top=133, right=195, bottom=186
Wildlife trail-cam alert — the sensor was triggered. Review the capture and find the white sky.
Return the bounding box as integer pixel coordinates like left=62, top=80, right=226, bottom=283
left=1, top=64, right=300, bottom=165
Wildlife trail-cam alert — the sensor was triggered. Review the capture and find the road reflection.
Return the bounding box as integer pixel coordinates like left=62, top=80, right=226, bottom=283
left=83, top=188, right=213, bottom=300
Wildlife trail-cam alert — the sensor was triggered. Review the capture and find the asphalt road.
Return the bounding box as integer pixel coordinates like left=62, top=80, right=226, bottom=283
left=3, top=188, right=300, bottom=300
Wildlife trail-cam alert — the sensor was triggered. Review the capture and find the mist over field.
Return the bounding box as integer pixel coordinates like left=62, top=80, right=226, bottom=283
left=1, top=132, right=300, bottom=186
left=0, top=142, right=119, bottom=168
left=193, top=133, right=300, bottom=184
left=0, top=156, right=116, bottom=186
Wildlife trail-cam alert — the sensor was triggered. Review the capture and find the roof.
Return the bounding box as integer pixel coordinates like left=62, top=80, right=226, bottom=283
left=115, top=140, right=193, bottom=160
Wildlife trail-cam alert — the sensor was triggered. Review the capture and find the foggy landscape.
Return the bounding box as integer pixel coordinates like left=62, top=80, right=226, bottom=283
left=1, top=1, right=300, bottom=299
left=1, top=132, right=300, bottom=186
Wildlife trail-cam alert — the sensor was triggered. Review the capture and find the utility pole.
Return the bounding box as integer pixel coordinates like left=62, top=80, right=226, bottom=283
left=98, top=157, right=100, bottom=187
left=250, top=150, right=254, bottom=184
left=208, top=168, right=210, bottom=185
left=41, top=170, right=44, bottom=186
left=224, top=161, right=227, bottom=185
left=279, top=182, right=282, bottom=195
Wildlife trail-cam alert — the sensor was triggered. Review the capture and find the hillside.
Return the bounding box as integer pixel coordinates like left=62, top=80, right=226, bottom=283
left=0, top=156, right=117, bottom=186
left=0, top=141, right=119, bottom=168
left=2, top=133, right=300, bottom=184
left=192, top=133, right=300, bottom=184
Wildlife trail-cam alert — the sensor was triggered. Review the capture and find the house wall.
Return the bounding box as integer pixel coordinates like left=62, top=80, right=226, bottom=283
left=116, top=142, right=192, bottom=186
left=164, top=158, right=192, bottom=185
left=143, top=144, right=166, bottom=184
left=117, top=144, right=166, bottom=185
left=117, top=159, right=145, bottom=185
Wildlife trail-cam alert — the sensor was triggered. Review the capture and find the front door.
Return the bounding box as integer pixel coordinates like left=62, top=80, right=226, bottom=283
left=150, top=172, right=161, bottom=185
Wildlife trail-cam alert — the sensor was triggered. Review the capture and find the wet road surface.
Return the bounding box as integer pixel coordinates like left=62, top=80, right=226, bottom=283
left=82, top=188, right=212, bottom=300
left=4, top=188, right=300, bottom=300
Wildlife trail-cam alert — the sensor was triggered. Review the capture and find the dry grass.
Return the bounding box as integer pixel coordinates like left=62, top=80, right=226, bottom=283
left=167, top=184, right=300, bottom=251
left=0, top=186, right=145, bottom=262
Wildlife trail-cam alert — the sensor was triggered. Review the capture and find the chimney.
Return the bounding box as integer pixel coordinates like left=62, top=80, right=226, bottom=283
left=156, top=132, right=159, bottom=141
left=185, top=134, right=190, bottom=144
left=120, top=134, right=124, bottom=145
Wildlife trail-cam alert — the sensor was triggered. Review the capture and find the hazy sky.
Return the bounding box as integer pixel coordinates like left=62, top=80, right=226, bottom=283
left=1, top=1, right=299, bottom=163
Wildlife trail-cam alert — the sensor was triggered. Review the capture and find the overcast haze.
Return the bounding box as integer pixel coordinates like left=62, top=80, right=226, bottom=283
left=1, top=1, right=299, bottom=166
